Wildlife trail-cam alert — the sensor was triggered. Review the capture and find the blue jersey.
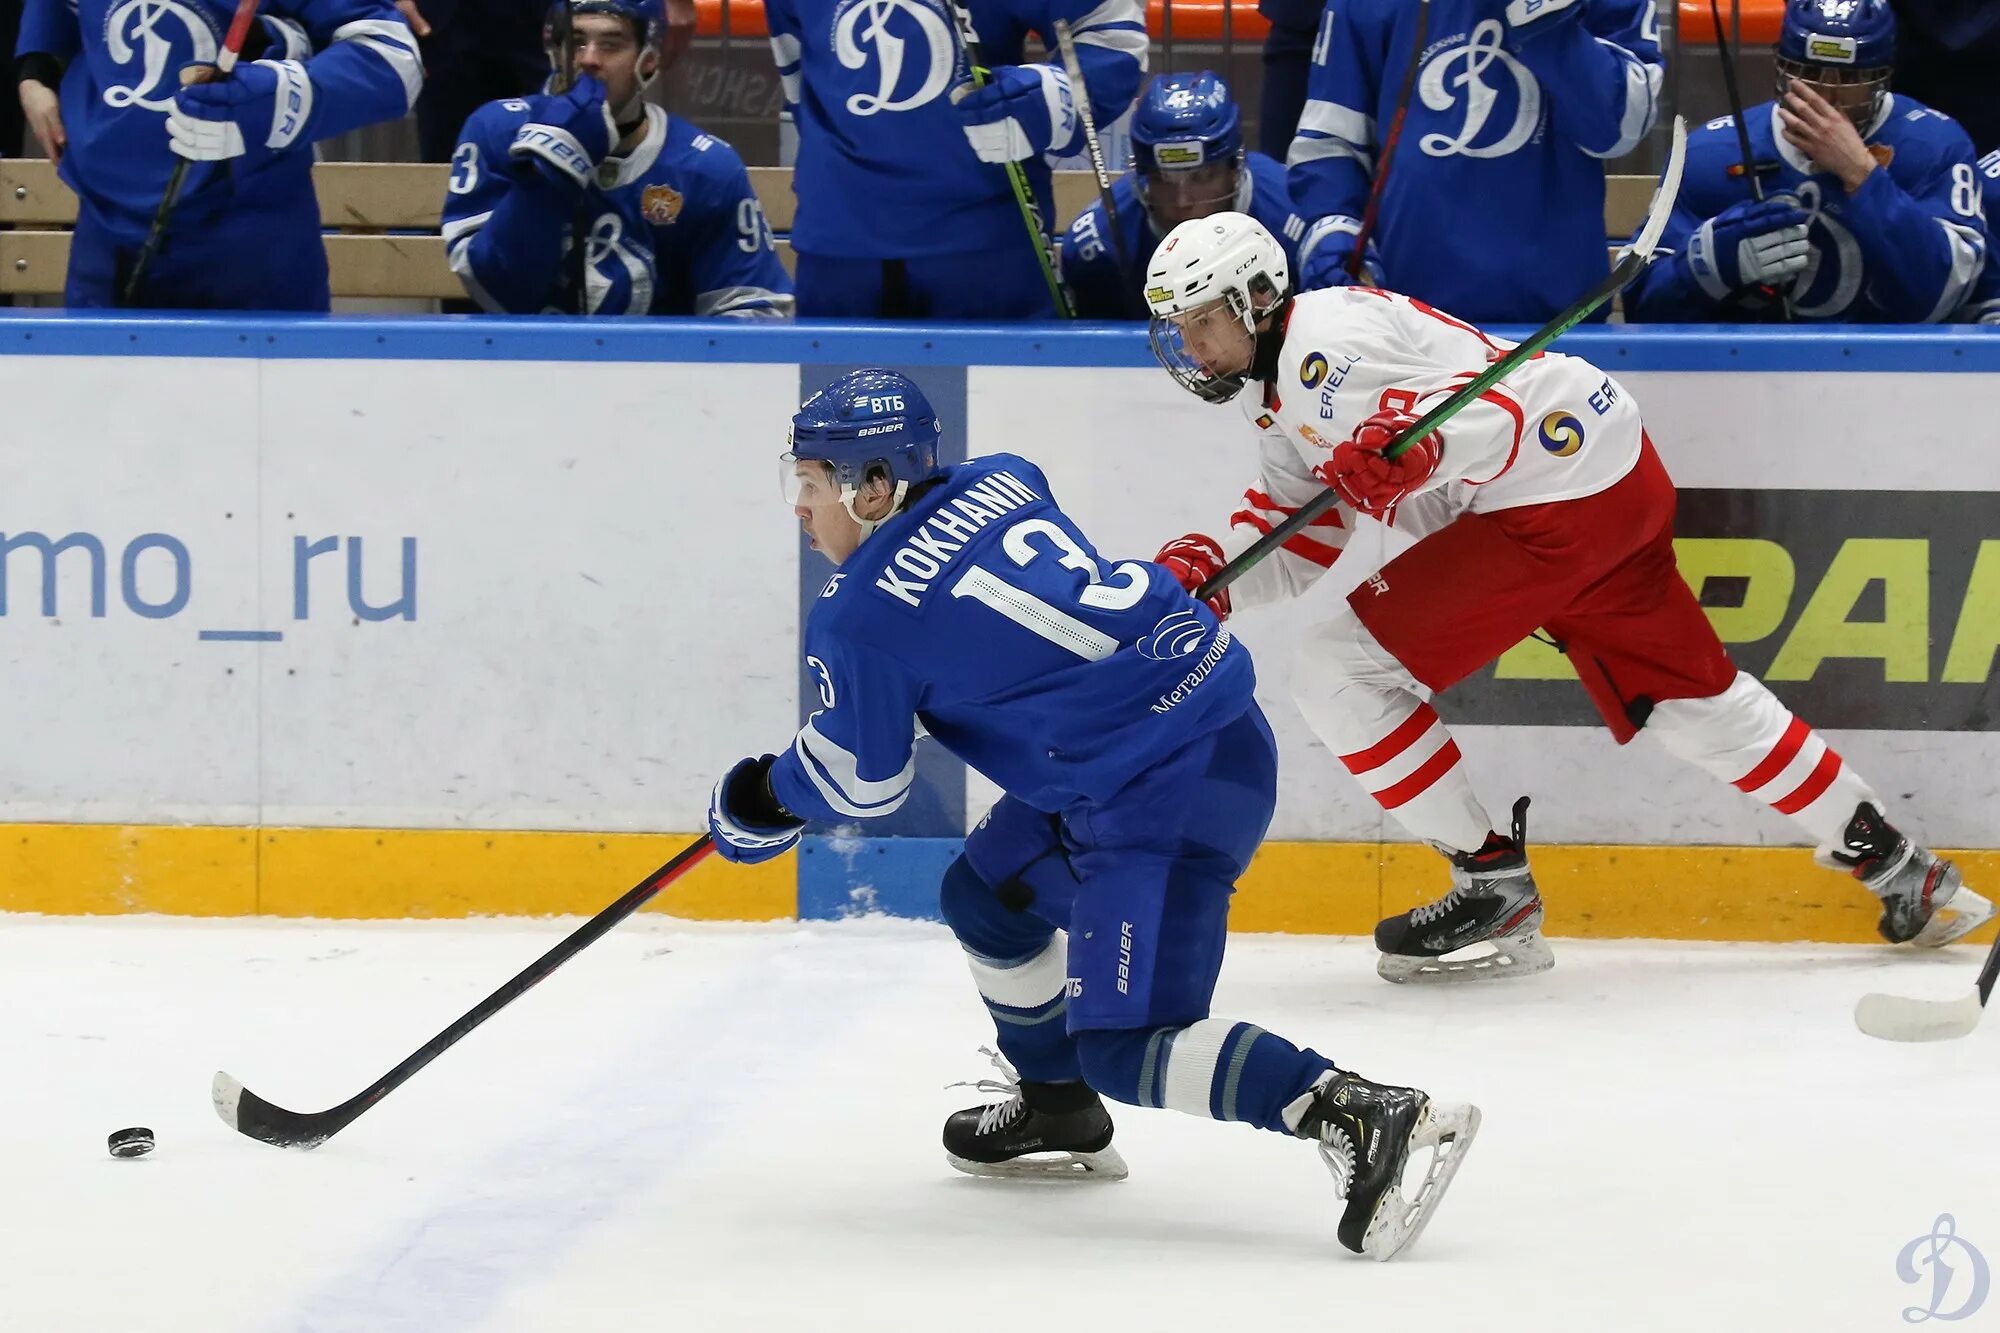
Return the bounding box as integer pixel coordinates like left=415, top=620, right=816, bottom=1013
left=1288, top=0, right=1662, bottom=322
left=1059, top=151, right=1305, bottom=320
left=768, top=455, right=1256, bottom=822
left=1628, top=96, right=1987, bottom=324
left=443, top=102, right=792, bottom=318
left=765, top=0, right=1146, bottom=259
left=15, top=0, right=420, bottom=241
left=1964, top=149, right=2000, bottom=323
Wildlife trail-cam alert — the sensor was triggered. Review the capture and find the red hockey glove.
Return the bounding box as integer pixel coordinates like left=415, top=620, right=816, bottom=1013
left=1316, top=408, right=1443, bottom=518
left=1154, top=532, right=1232, bottom=620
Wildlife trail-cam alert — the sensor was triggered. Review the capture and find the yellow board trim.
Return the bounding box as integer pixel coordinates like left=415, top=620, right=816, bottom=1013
left=2, top=824, right=1995, bottom=946
left=0, top=824, right=790, bottom=922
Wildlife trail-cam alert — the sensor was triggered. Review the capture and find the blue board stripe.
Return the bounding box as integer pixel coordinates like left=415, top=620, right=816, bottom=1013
left=2, top=312, right=1997, bottom=371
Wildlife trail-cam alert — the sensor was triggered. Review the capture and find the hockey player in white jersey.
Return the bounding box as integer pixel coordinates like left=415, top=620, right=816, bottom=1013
left=1144, top=212, right=1994, bottom=982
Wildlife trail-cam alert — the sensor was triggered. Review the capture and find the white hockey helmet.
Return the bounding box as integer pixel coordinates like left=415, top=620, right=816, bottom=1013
left=1143, top=211, right=1290, bottom=403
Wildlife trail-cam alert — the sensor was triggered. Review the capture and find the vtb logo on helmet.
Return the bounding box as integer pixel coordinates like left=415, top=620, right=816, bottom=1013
left=1776, top=0, right=1895, bottom=132
left=1143, top=213, right=1291, bottom=405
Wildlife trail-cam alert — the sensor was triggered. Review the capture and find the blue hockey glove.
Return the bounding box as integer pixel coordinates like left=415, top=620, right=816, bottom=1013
left=167, top=59, right=315, bottom=164
left=1501, top=0, right=1585, bottom=50
left=1295, top=216, right=1384, bottom=291
left=1683, top=196, right=1811, bottom=300
left=951, top=63, right=1078, bottom=163
left=708, top=754, right=805, bottom=865
left=508, top=74, right=618, bottom=191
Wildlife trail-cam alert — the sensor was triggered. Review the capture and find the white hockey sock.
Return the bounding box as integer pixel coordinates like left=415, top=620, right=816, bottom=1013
left=964, top=935, right=1069, bottom=1017
left=1292, top=613, right=1495, bottom=853
left=1646, top=672, right=1878, bottom=850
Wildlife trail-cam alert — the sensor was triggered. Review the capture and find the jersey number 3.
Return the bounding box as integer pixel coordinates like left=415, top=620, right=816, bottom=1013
left=950, top=519, right=1151, bottom=661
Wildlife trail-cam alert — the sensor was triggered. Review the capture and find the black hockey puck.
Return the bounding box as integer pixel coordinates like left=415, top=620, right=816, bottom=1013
left=107, top=1126, right=155, bottom=1159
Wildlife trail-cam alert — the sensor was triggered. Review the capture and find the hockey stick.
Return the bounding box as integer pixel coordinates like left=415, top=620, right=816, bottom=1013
left=946, top=0, right=1074, bottom=318
left=1196, top=115, right=1687, bottom=603
left=549, top=1, right=595, bottom=313
left=1855, top=929, right=2000, bottom=1043
left=1347, top=0, right=1429, bottom=280
left=1051, top=21, right=1133, bottom=297
left=1707, top=0, right=1791, bottom=320
left=122, top=0, right=262, bottom=306
left=212, top=834, right=718, bottom=1149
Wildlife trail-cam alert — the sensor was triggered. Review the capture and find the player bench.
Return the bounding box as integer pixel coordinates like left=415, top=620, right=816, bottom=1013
left=0, top=160, right=1659, bottom=304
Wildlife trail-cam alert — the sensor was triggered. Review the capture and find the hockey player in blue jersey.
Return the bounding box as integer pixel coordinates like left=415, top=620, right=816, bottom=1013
left=1627, top=0, right=1985, bottom=323
left=765, top=0, right=1146, bottom=318
left=14, top=0, right=420, bottom=309
left=1057, top=70, right=1316, bottom=320
left=1960, top=149, right=2000, bottom=323
left=443, top=1, right=791, bottom=318
left=702, top=369, right=1479, bottom=1260
left=1288, top=0, right=1663, bottom=323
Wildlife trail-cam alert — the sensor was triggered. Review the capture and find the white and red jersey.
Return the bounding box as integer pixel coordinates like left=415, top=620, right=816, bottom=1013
left=1214, top=286, right=1646, bottom=610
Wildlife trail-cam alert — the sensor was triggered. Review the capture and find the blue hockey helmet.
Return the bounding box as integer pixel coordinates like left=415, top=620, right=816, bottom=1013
left=547, top=0, right=666, bottom=43
left=1130, top=72, right=1246, bottom=233
left=1776, top=0, right=1895, bottom=131
left=783, top=371, right=944, bottom=536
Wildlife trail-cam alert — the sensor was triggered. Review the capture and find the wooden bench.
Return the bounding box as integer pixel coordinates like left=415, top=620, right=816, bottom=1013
left=0, top=159, right=1660, bottom=302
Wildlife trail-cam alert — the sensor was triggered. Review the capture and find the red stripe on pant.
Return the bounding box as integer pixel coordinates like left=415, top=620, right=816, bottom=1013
left=1735, top=716, right=1808, bottom=793
left=1771, top=748, right=1843, bottom=815
left=1338, top=704, right=1439, bottom=776
left=1375, top=740, right=1464, bottom=810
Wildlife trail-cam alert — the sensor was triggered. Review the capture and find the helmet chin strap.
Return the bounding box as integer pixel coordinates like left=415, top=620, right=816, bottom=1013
left=843, top=481, right=910, bottom=541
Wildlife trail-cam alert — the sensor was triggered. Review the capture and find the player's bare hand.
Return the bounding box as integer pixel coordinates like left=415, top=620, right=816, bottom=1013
left=395, top=0, right=433, bottom=38
left=19, top=79, right=65, bottom=163
left=661, top=0, right=697, bottom=70
left=1777, top=83, right=1876, bottom=193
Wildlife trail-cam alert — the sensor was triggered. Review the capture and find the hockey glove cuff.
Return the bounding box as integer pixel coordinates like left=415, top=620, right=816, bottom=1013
left=1685, top=197, right=1811, bottom=301
left=709, top=754, right=806, bottom=865
left=168, top=59, right=316, bottom=163
left=1501, top=0, right=1585, bottom=50
left=509, top=74, right=618, bottom=191
left=952, top=63, right=1078, bottom=163
left=1154, top=533, right=1232, bottom=620
left=1317, top=409, right=1443, bottom=519
left=1296, top=215, right=1370, bottom=290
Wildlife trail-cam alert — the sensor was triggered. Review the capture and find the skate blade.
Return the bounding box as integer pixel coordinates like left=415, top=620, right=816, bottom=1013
left=1911, top=886, right=1995, bottom=949
left=1360, top=1101, right=1482, bottom=1261
left=945, top=1145, right=1129, bottom=1182
left=1377, top=931, right=1556, bottom=984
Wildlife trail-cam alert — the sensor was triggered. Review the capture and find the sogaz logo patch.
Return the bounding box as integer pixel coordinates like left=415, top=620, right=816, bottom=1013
left=1538, top=411, right=1585, bottom=456
left=1300, top=352, right=1330, bottom=388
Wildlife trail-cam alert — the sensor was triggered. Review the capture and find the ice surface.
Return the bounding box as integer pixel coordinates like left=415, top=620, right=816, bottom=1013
left=4, top=915, right=1996, bottom=1333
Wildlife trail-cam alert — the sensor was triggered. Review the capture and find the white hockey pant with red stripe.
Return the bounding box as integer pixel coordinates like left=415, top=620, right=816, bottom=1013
left=1295, top=617, right=1880, bottom=858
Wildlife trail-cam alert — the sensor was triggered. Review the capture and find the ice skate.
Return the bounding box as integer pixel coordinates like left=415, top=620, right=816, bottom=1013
left=1290, top=1070, right=1480, bottom=1260
left=1374, top=797, right=1555, bottom=983
left=1824, top=803, right=1993, bottom=948
left=943, top=1052, right=1128, bottom=1181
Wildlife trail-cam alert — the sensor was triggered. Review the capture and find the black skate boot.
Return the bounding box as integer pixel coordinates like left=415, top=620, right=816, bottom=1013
left=943, top=1054, right=1128, bottom=1181
left=1289, top=1070, right=1480, bottom=1261
left=1374, top=797, right=1554, bottom=983
left=1825, top=803, right=1993, bottom=947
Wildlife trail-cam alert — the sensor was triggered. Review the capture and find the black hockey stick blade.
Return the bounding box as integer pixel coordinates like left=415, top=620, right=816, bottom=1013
left=213, top=834, right=717, bottom=1149
left=1855, top=929, right=2000, bottom=1043
left=1196, top=116, right=1687, bottom=603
